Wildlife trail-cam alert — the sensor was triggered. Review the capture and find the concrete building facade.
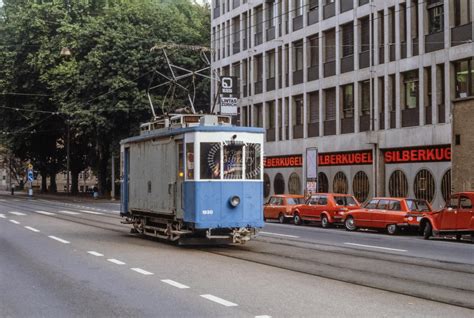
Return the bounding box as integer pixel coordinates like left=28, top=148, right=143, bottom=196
left=211, top=0, right=474, bottom=208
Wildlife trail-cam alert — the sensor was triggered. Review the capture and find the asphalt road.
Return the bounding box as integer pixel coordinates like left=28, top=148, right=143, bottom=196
left=1, top=194, right=473, bottom=317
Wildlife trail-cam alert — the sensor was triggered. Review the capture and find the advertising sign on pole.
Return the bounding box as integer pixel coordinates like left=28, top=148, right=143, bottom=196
left=220, top=76, right=239, bottom=115
left=305, top=147, right=318, bottom=196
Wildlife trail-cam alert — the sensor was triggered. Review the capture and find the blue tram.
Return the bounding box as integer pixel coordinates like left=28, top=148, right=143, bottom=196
left=120, top=114, right=265, bottom=244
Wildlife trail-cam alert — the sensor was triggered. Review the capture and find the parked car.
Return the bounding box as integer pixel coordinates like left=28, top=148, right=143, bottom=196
left=343, top=197, right=432, bottom=234
left=420, top=192, right=474, bottom=240
left=264, top=195, right=305, bottom=223
left=292, top=193, right=360, bottom=227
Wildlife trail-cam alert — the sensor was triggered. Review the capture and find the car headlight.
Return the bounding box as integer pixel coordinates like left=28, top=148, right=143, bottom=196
left=230, top=196, right=240, bottom=207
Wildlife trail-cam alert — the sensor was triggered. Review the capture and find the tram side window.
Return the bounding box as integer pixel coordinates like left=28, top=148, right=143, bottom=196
left=246, top=143, right=262, bottom=179
left=223, top=144, right=243, bottom=179
left=200, top=143, right=221, bottom=180
left=186, top=143, right=194, bottom=180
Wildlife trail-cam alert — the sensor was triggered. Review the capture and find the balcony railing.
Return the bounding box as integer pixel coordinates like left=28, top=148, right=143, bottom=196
left=293, top=125, right=304, bottom=139
left=324, top=120, right=336, bottom=136
left=425, top=31, right=444, bottom=53
left=293, top=69, right=303, bottom=85
left=451, top=23, right=472, bottom=47
left=341, top=55, right=354, bottom=73
left=323, top=2, right=336, bottom=19
left=293, top=15, right=303, bottom=31
left=324, top=60, right=336, bottom=77
left=308, top=122, right=319, bottom=137
left=308, top=65, right=319, bottom=81
left=401, top=107, right=419, bottom=127
left=266, top=26, right=276, bottom=41
left=266, top=77, right=275, bottom=91
left=308, top=7, right=319, bottom=25
left=341, top=118, right=354, bottom=134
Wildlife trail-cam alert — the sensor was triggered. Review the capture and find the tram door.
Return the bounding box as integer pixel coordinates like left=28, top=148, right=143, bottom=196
left=176, top=141, right=184, bottom=214
left=121, top=147, right=130, bottom=214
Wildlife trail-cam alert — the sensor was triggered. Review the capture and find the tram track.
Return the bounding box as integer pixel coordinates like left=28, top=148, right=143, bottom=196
left=2, top=197, right=474, bottom=309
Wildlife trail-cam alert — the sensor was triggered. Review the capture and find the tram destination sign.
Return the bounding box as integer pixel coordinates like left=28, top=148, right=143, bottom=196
left=384, top=145, right=451, bottom=164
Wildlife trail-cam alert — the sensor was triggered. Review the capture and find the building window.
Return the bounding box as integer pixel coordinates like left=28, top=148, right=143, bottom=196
left=428, top=3, right=444, bottom=34
left=266, top=101, right=275, bottom=129
left=441, top=169, right=451, bottom=203
left=318, top=172, right=329, bottom=192
left=414, top=169, right=436, bottom=203
left=360, top=17, right=370, bottom=52
left=325, top=88, right=336, bottom=120
left=288, top=172, right=301, bottom=194
left=294, top=0, right=303, bottom=16
left=264, top=173, right=271, bottom=198
left=267, top=51, right=276, bottom=79
left=308, top=35, right=319, bottom=67
left=454, top=0, right=471, bottom=26
left=360, top=80, right=370, bottom=115
left=293, top=96, right=303, bottom=126
left=333, top=172, right=348, bottom=194
left=341, top=23, right=354, bottom=57
left=403, top=71, right=419, bottom=109
left=308, top=92, right=319, bottom=123
left=274, top=173, right=285, bottom=194
left=388, top=170, right=409, bottom=197
left=254, top=103, right=263, bottom=127
left=454, top=58, right=474, bottom=98
left=324, top=29, right=336, bottom=62
left=353, top=171, right=370, bottom=203
left=342, top=84, right=354, bottom=118
left=293, top=40, right=304, bottom=71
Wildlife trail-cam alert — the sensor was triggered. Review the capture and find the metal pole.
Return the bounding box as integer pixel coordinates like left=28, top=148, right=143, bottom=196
left=66, top=119, right=70, bottom=194
left=111, top=153, right=115, bottom=201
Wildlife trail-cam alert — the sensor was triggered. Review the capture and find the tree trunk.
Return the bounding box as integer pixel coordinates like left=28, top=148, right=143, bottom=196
left=97, top=142, right=110, bottom=196
left=41, top=171, right=47, bottom=193
left=71, top=171, right=79, bottom=195
left=50, top=174, right=57, bottom=193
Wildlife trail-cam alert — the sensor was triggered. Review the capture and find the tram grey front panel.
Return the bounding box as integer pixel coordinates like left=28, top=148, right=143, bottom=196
left=129, top=139, right=178, bottom=215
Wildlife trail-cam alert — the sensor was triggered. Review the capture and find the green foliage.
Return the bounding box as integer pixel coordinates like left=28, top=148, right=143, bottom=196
left=0, top=0, right=211, bottom=193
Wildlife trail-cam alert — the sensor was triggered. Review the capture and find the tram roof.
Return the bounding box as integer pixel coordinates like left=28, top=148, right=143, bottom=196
left=121, top=125, right=265, bottom=145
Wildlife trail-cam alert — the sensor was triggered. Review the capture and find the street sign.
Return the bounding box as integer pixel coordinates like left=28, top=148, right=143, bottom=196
left=28, top=163, right=33, bottom=170
left=27, top=169, right=34, bottom=182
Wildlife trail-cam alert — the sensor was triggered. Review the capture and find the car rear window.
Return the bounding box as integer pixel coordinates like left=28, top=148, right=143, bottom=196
left=334, top=196, right=358, bottom=206
left=287, top=198, right=303, bottom=205
left=405, top=199, right=431, bottom=212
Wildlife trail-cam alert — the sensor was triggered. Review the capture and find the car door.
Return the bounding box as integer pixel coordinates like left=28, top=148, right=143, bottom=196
left=275, top=197, right=285, bottom=218
left=456, top=195, right=473, bottom=231
left=440, top=195, right=459, bottom=230
left=301, top=196, right=318, bottom=218
left=372, top=199, right=390, bottom=228
left=316, top=195, right=329, bottom=221
left=356, top=199, right=379, bottom=227
left=264, top=197, right=276, bottom=219
left=384, top=200, right=404, bottom=227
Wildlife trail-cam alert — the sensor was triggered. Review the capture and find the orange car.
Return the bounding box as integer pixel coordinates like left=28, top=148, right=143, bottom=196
left=420, top=192, right=474, bottom=240
left=292, top=193, right=360, bottom=227
left=264, top=194, right=305, bottom=223
left=343, top=197, right=432, bottom=234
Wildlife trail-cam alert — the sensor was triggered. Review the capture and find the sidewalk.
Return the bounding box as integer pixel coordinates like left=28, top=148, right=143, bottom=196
left=0, top=190, right=118, bottom=203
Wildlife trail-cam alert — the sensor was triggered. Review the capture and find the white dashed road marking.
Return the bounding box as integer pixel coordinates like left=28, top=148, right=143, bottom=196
left=87, top=251, right=104, bottom=257
left=24, top=226, right=40, bottom=232
left=131, top=268, right=153, bottom=275
left=0, top=214, right=6, bottom=218
left=9, top=212, right=27, bottom=216
left=107, top=259, right=126, bottom=265
left=259, top=231, right=299, bottom=238
left=255, top=316, right=272, bottom=318
left=35, top=210, right=56, bottom=216
left=161, top=279, right=190, bottom=289
left=58, top=210, right=80, bottom=215
left=9, top=219, right=20, bottom=224
left=344, top=242, right=407, bottom=252
left=200, top=294, right=238, bottom=307
left=48, top=236, right=70, bottom=244
left=79, top=210, right=104, bottom=215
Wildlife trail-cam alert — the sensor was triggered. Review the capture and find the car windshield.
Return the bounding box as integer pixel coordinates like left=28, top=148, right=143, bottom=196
left=286, top=198, right=303, bottom=205
left=334, top=196, right=358, bottom=206
left=405, top=199, right=431, bottom=212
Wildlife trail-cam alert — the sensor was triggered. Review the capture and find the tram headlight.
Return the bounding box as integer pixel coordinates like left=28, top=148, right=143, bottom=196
left=229, top=195, right=241, bottom=208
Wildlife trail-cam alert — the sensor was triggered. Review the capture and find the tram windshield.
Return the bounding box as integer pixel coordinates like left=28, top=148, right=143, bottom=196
left=198, top=141, right=261, bottom=180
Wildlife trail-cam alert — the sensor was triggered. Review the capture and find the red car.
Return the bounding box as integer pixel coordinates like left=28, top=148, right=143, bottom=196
left=420, top=192, right=474, bottom=240
left=264, top=195, right=305, bottom=223
left=292, top=193, right=360, bottom=227
left=343, top=197, right=432, bottom=234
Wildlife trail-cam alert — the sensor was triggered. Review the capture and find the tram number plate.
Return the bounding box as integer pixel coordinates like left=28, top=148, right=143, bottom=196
left=202, top=210, right=214, bottom=215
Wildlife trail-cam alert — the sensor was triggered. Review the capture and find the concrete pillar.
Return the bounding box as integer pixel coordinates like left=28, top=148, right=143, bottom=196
left=444, top=61, right=451, bottom=123
left=320, top=89, right=325, bottom=136
left=384, top=74, right=390, bottom=129
left=406, top=0, right=413, bottom=57
left=395, top=72, right=401, bottom=129
left=262, top=51, right=267, bottom=92
left=354, top=82, right=360, bottom=133
left=374, top=73, right=380, bottom=131
left=431, top=64, right=438, bottom=124
left=419, top=66, right=425, bottom=126
left=443, top=0, right=450, bottom=50
left=418, top=0, right=425, bottom=55
left=394, top=2, right=401, bottom=60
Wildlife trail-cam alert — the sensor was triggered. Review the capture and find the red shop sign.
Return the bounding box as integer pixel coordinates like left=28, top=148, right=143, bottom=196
left=264, top=155, right=303, bottom=168
left=384, top=145, right=451, bottom=164
left=318, top=150, right=373, bottom=166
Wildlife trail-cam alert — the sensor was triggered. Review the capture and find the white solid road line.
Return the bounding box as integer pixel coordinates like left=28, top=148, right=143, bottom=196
left=24, top=226, right=40, bottom=232
left=87, top=251, right=104, bottom=257
left=9, top=211, right=27, bottom=216
left=131, top=268, right=154, bottom=275
left=161, top=279, right=190, bottom=289
left=48, top=236, right=70, bottom=244
left=107, top=259, right=126, bottom=265
left=259, top=231, right=299, bottom=238
left=58, top=210, right=80, bottom=215
left=0, top=214, right=6, bottom=218
left=344, top=242, right=407, bottom=252
left=9, top=219, right=20, bottom=224
left=255, top=316, right=272, bottom=318
left=79, top=210, right=104, bottom=215
left=35, top=210, right=56, bottom=216
left=200, top=294, right=238, bottom=307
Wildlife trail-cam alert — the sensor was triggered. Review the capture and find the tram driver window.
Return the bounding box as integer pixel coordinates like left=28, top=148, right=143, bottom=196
left=200, top=142, right=221, bottom=180
left=246, top=143, right=261, bottom=179
left=223, top=144, right=243, bottom=179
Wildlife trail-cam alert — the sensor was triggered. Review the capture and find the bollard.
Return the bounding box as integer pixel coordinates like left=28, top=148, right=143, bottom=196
left=11, top=186, right=14, bottom=195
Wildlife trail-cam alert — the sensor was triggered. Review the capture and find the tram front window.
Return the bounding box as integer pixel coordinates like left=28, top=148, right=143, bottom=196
left=245, top=143, right=261, bottom=180
left=200, top=142, right=221, bottom=180
left=223, top=144, right=243, bottom=179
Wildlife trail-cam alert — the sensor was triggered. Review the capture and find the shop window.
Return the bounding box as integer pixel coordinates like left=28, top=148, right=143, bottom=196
left=440, top=169, right=452, bottom=203
left=414, top=169, right=436, bottom=203
left=333, top=172, right=348, bottom=194
left=264, top=173, right=271, bottom=198
left=288, top=172, right=301, bottom=194
left=353, top=171, right=370, bottom=203
left=274, top=173, right=285, bottom=194
left=388, top=170, right=408, bottom=197
left=318, top=172, right=329, bottom=192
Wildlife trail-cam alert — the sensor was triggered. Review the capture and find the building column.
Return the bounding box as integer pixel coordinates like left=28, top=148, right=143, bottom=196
left=319, top=89, right=325, bottom=136
left=354, top=19, right=360, bottom=72
left=373, top=74, right=380, bottom=131
left=373, top=7, right=380, bottom=66
left=406, top=0, right=413, bottom=57
left=444, top=61, right=451, bottom=123
left=303, top=39, right=308, bottom=139
left=275, top=98, right=280, bottom=140
left=335, top=24, right=341, bottom=135
left=431, top=65, right=438, bottom=124
left=384, top=74, right=390, bottom=129
left=443, top=0, right=450, bottom=50
left=262, top=51, right=267, bottom=92
left=394, top=2, right=401, bottom=61
left=418, top=0, right=425, bottom=55
left=419, top=66, right=425, bottom=126
left=288, top=42, right=293, bottom=90
left=282, top=96, right=286, bottom=140
left=354, top=82, right=360, bottom=133
left=395, top=72, right=401, bottom=129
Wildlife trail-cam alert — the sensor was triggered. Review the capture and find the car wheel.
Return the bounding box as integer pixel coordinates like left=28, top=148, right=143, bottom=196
left=294, top=213, right=303, bottom=226
left=278, top=213, right=286, bottom=224
left=344, top=217, right=357, bottom=231
left=386, top=224, right=398, bottom=235
left=321, top=215, right=330, bottom=228
left=423, top=222, right=432, bottom=240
